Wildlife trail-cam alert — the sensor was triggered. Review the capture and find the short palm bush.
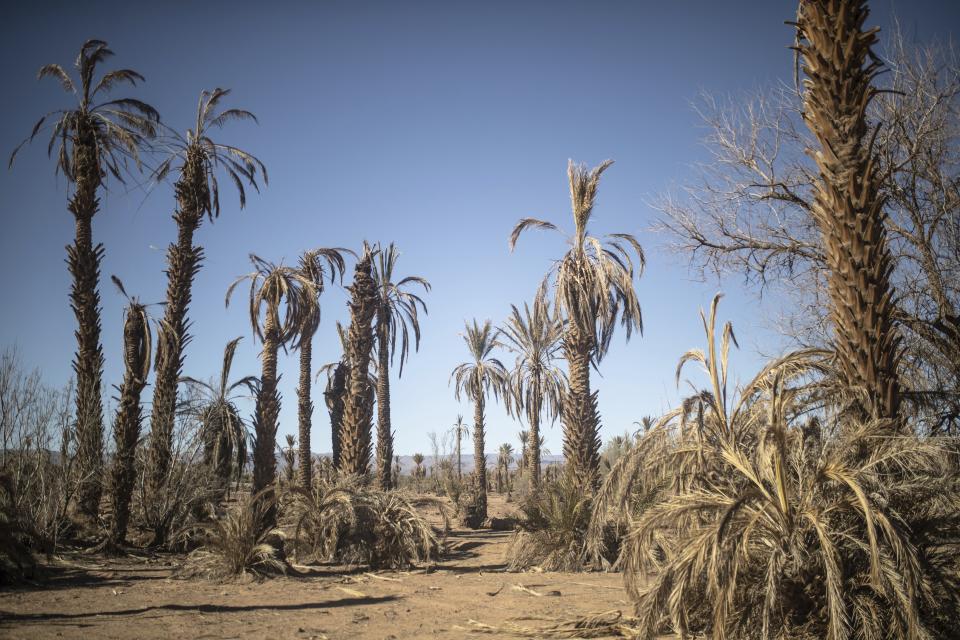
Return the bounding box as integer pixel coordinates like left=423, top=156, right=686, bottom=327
left=589, top=295, right=960, bottom=639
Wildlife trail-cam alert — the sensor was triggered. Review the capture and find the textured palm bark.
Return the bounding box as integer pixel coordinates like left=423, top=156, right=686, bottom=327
left=472, top=389, right=488, bottom=521
left=340, top=253, right=377, bottom=477
left=68, top=130, right=106, bottom=519
left=297, top=335, right=314, bottom=487
left=324, top=361, right=348, bottom=470
left=527, top=394, right=541, bottom=490
left=455, top=430, right=462, bottom=480
left=108, top=307, right=149, bottom=546
left=375, top=317, right=393, bottom=489
left=253, top=308, right=281, bottom=528
left=797, top=0, right=901, bottom=423
left=562, top=325, right=601, bottom=490
left=148, top=152, right=206, bottom=502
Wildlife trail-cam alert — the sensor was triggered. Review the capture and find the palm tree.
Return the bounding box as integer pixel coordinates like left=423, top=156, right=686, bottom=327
left=516, top=429, right=529, bottom=480
left=147, top=88, right=265, bottom=508
left=500, top=283, right=566, bottom=491
left=281, top=434, right=297, bottom=484
left=371, top=243, right=430, bottom=489
left=106, top=277, right=151, bottom=547
left=9, top=40, right=160, bottom=517
left=795, top=0, right=901, bottom=424
left=496, top=443, right=515, bottom=493
left=227, top=255, right=314, bottom=526
left=510, top=160, right=643, bottom=490
left=450, top=415, right=470, bottom=480
left=412, top=453, right=425, bottom=491
left=181, top=337, right=255, bottom=499
left=451, top=319, right=509, bottom=522
left=321, top=323, right=350, bottom=470
left=294, top=249, right=347, bottom=487
left=340, top=243, right=378, bottom=477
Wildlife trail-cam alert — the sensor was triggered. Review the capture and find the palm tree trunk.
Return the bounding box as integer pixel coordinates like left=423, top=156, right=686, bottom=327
left=375, top=317, right=393, bottom=489
left=147, top=158, right=205, bottom=506
left=108, top=306, right=148, bottom=546
left=472, top=389, right=487, bottom=521
left=340, top=252, right=376, bottom=477
left=253, top=307, right=281, bottom=527
left=68, top=134, right=106, bottom=520
left=528, top=401, right=541, bottom=491
left=562, top=325, right=601, bottom=490
left=325, top=360, right=348, bottom=470
left=297, top=332, right=314, bottom=487
left=456, top=430, right=462, bottom=480
left=797, top=0, right=901, bottom=424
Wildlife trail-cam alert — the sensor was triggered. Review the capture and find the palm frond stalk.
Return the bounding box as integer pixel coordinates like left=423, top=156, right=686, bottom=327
left=147, top=88, right=265, bottom=513
left=107, top=280, right=151, bottom=546
left=294, top=249, right=346, bottom=487
left=451, top=319, right=509, bottom=523
left=10, top=40, right=160, bottom=518
left=795, top=0, right=901, bottom=424
left=372, top=243, right=430, bottom=489
left=340, top=244, right=378, bottom=477
left=510, top=160, right=643, bottom=490
left=227, top=255, right=314, bottom=528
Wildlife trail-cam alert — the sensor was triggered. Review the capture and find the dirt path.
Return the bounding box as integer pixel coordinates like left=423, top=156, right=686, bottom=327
left=0, top=497, right=633, bottom=639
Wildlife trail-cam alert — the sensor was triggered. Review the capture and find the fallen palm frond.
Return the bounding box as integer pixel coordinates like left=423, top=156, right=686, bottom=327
left=174, top=489, right=285, bottom=579
left=461, top=610, right=642, bottom=638
left=287, top=475, right=447, bottom=570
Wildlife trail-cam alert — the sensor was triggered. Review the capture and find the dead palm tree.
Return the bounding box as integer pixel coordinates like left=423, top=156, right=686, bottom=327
left=106, top=277, right=152, bottom=547
left=510, top=160, right=643, bottom=490
left=372, top=243, right=430, bottom=489
left=181, top=337, right=255, bottom=500
left=147, top=88, right=266, bottom=507
left=500, top=283, right=567, bottom=491
left=294, top=248, right=347, bottom=488
left=450, top=415, right=470, bottom=480
left=9, top=39, right=160, bottom=517
left=451, top=319, right=509, bottom=522
left=794, top=0, right=901, bottom=424
left=339, top=243, right=378, bottom=477
left=226, top=255, right=315, bottom=526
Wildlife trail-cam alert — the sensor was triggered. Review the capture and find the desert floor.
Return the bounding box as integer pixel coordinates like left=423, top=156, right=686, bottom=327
left=0, top=494, right=636, bottom=639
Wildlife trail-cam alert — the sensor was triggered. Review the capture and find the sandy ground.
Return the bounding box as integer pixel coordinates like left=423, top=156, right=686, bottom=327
left=0, top=495, right=634, bottom=639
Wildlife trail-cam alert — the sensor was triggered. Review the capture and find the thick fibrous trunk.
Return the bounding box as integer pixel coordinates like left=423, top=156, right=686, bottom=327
left=297, top=335, right=314, bottom=487
left=562, top=325, right=601, bottom=490
left=375, top=318, right=393, bottom=489
left=340, top=253, right=376, bottom=477
left=253, top=309, right=281, bottom=527
left=456, top=431, right=462, bottom=480
left=69, top=133, right=106, bottom=520
left=472, top=390, right=487, bottom=521
left=527, top=400, right=541, bottom=490
left=797, top=0, right=901, bottom=424
left=325, top=361, right=348, bottom=470
left=108, top=306, right=149, bottom=546
left=148, top=154, right=206, bottom=503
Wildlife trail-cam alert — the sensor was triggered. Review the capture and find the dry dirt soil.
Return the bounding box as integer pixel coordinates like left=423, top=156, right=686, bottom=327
left=0, top=495, right=635, bottom=639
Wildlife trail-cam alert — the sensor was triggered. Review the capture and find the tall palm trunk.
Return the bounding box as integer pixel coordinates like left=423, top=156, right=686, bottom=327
left=253, top=307, right=281, bottom=517
left=297, top=332, right=314, bottom=487
left=472, top=389, right=487, bottom=520
left=562, top=324, right=601, bottom=490
left=375, top=316, right=393, bottom=488
left=340, top=253, right=376, bottom=477
left=324, top=360, right=348, bottom=470
left=69, top=129, right=106, bottom=519
left=527, top=388, right=541, bottom=490
left=797, top=0, right=901, bottom=424
left=456, top=430, right=462, bottom=480
left=108, top=304, right=149, bottom=546
left=148, top=152, right=206, bottom=501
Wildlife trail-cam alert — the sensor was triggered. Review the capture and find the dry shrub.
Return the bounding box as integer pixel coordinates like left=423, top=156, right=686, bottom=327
left=0, top=473, right=35, bottom=582
left=592, top=295, right=960, bottom=639
left=506, top=473, right=604, bottom=572
left=288, top=475, right=446, bottom=570
left=175, top=489, right=285, bottom=579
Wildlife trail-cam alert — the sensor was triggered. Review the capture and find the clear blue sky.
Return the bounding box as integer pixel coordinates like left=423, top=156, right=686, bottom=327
left=1, top=1, right=957, bottom=457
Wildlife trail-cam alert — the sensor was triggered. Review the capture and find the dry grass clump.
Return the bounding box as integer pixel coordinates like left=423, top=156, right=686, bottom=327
left=288, top=475, right=447, bottom=570
left=175, top=490, right=286, bottom=580
left=589, top=295, right=960, bottom=639
left=507, top=473, right=604, bottom=572
left=464, top=610, right=642, bottom=638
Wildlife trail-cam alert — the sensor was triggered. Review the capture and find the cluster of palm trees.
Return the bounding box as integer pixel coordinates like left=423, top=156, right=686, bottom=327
left=11, top=40, right=430, bottom=541
left=451, top=159, right=644, bottom=522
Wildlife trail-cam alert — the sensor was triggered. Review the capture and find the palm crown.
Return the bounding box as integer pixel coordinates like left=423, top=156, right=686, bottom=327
left=372, top=243, right=431, bottom=376
left=451, top=319, right=510, bottom=405
left=226, top=254, right=318, bottom=346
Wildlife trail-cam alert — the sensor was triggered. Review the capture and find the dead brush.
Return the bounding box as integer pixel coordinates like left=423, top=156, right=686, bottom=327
left=463, top=610, right=642, bottom=638
left=175, top=489, right=286, bottom=579
left=589, top=294, right=960, bottom=639
left=287, top=475, right=447, bottom=570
